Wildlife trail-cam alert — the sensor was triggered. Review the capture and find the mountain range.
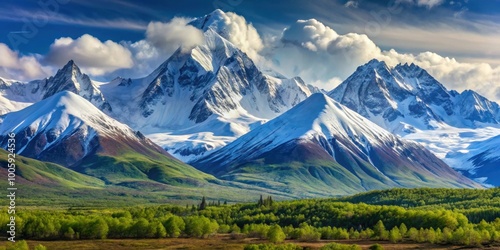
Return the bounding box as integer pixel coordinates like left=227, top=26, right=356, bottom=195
left=192, top=93, right=479, bottom=197
left=329, top=59, right=500, bottom=134
left=329, top=59, right=500, bottom=186
left=1, top=9, right=498, bottom=201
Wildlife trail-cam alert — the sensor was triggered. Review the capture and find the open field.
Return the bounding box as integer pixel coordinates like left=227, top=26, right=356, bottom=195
left=7, top=235, right=499, bottom=250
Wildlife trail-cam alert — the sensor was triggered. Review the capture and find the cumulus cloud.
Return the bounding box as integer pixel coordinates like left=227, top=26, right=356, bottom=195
left=282, top=19, right=338, bottom=52
left=267, top=18, right=500, bottom=101
left=205, top=10, right=264, bottom=60
left=146, top=18, right=205, bottom=54
left=0, top=43, right=48, bottom=80
left=44, top=34, right=133, bottom=76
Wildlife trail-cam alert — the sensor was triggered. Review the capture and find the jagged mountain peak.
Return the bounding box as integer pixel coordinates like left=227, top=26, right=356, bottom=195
left=138, top=27, right=316, bottom=124
left=49, top=60, right=84, bottom=83
left=43, top=60, right=112, bottom=112
left=189, top=9, right=230, bottom=33
left=330, top=58, right=500, bottom=134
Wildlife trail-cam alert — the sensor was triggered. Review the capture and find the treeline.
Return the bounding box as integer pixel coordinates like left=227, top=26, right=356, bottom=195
left=339, top=187, right=500, bottom=210
left=338, top=187, right=500, bottom=223
left=2, top=188, right=500, bottom=247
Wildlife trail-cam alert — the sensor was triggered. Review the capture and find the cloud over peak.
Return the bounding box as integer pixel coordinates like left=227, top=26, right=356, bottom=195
left=44, top=34, right=133, bottom=76
left=146, top=17, right=205, bottom=54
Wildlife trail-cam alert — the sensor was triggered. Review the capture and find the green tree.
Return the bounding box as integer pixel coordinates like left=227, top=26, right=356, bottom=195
left=373, top=220, right=388, bottom=240
left=320, top=243, right=361, bottom=250
left=6, top=240, right=29, bottom=250
left=368, top=244, right=384, bottom=250
left=151, top=220, right=167, bottom=238
left=231, top=224, right=241, bottom=234
left=164, top=215, right=185, bottom=238
left=130, top=218, right=149, bottom=238
left=399, top=223, right=408, bottom=237
left=408, top=227, right=419, bottom=241
left=268, top=224, right=286, bottom=243
left=89, top=218, right=109, bottom=239
left=389, top=226, right=402, bottom=243
left=64, top=227, right=75, bottom=240
left=34, top=245, right=47, bottom=250
left=199, top=196, right=207, bottom=210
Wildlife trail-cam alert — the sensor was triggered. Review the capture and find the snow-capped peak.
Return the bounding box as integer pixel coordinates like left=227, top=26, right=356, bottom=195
left=0, top=91, right=132, bottom=139
left=189, top=9, right=230, bottom=33
left=196, top=93, right=394, bottom=166
left=329, top=59, right=500, bottom=134
left=0, top=91, right=160, bottom=167
left=42, top=60, right=112, bottom=112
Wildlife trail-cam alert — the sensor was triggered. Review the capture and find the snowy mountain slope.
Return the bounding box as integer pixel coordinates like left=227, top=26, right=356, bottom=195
left=405, top=127, right=500, bottom=187
left=0, top=61, right=111, bottom=115
left=0, top=91, right=216, bottom=185
left=461, top=135, right=500, bottom=187
left=0, top=77, right=45, bottom=115
left=192, top=93, right=480, bottom=197
left=329, top=59, right=500, bottom=135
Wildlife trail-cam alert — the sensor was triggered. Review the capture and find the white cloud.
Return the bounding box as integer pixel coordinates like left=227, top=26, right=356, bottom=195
left=44, top=34, right=134, bottom=76
left=281, top=19, right=338, bottom=52
left=112, top=39, right=166, bottom=79
left=205, top=10, right=264, bottom=60
left=0, top=43, right=47, bottom=80
left=146, top=18, right=205, bottom=54
left=268, top=18, right=500, bottom=101
left=417, top=0, right=445, bottom=8
left=344, top=0, right=359, bottom=8
left=396, top=0, right=445, bottom=9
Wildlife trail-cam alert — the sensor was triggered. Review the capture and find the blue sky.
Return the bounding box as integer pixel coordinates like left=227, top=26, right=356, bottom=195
left=2, top=0, right=499, bottom=57
left=1, top=0, right=500, bottom=99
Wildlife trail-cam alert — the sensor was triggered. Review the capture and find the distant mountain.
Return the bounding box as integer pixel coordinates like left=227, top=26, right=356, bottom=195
left=0, top=91, right=214, bottom=186
left=0, top=60, right=111, bottom=115
left=99, top=10, right=319, bottom=161
left=446, top=134, right=500, bottom=187
left=192, top=93, right=480, bottom=197
left=329, top=59, right=500, bottom=135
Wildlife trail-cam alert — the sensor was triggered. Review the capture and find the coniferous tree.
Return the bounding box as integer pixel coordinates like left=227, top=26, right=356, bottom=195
left=199, top=196, right=207, bottom=210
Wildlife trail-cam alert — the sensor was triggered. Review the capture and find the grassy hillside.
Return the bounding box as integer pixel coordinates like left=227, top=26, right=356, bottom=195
left=0, top=149, right=296, bottom=207
left=77, top=152, right=216, bottom=186
left=0, top=149, right=104, bottom=189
